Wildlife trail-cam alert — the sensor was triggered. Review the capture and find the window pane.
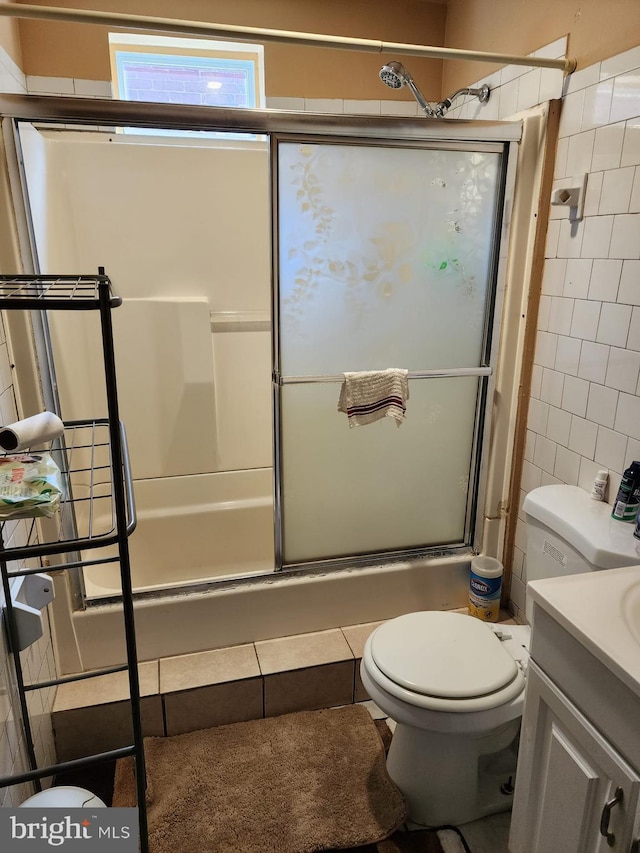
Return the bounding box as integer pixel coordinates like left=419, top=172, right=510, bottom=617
left=115, top=52, right=257, bottom=108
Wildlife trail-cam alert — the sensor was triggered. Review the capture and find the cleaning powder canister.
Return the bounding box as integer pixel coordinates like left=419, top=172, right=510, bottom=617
left=469, top=556, right=503, bottom=623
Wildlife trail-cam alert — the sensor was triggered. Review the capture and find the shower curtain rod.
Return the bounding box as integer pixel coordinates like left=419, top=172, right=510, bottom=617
left=0, top=4, right=576, bottom=74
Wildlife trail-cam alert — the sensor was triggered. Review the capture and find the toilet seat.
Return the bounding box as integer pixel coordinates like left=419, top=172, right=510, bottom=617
left=364, top=611, right=526, bottom=714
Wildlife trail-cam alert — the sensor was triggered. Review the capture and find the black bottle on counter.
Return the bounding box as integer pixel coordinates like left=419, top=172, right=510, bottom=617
left=612, top=460, right=640, bottom=522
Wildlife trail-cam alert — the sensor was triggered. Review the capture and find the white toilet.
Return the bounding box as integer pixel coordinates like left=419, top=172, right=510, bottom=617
left=360, top=483, right=640, bottom=827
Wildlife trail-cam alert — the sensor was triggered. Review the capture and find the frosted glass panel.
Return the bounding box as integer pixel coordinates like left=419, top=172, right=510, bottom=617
left=276, top=138, right=505, bottom=565
left=280, top=378, right=479, bottom=563
left=278, top=141, right=501, bottom=376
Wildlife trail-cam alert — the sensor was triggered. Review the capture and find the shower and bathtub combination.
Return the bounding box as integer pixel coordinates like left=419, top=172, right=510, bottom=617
left=3, top=84, right=533, bottom=671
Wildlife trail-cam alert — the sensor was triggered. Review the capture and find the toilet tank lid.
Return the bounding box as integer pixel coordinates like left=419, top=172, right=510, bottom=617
left=523, top=485, right=640, bottom=569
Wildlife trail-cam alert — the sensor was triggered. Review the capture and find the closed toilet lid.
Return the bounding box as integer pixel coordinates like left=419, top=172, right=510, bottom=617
left=370, top=611, right=519, bottom=699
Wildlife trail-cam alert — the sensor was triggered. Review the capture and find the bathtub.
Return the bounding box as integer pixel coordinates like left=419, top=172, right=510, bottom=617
left=52, top=467, right=474, bottom=674
left=82, top=468, right=274, bottom=598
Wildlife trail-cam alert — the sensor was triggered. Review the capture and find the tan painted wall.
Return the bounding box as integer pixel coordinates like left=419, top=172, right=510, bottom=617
left=13, top=0, right=446, bottom=100
left=4, top=1, right=640, bottom=103
left=0, top=0, right=23, bottom=67
left=443, top=0, right=640, bottom=94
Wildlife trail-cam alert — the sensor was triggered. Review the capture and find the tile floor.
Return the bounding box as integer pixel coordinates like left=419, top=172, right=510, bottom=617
left=461, top=811, right=511, bottom=853
left=51, top=609, right=518, bottom=849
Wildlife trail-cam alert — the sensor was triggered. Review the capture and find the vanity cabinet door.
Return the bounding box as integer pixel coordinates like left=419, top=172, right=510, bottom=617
left=510, top=662, right=640, bottom=853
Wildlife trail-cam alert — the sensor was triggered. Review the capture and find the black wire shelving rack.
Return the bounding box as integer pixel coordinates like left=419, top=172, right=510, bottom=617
left=0, top=272, right=148, bottom=852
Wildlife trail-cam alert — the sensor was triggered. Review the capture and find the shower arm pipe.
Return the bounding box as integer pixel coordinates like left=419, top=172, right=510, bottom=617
left=450, top=86, right=486, bottom=99
left=434, top=84, right=490, bottom=117
left=279, top=367, right=493, bottom=385
left=0, top=4, right=576, bottom=74
left=441, top=85, right=489, bottom=108
left=404, top=77, right=434, bottom=117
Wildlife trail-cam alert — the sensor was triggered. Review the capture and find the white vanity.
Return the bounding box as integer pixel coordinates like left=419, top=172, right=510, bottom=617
left=509, top=564, right=640, bottom=853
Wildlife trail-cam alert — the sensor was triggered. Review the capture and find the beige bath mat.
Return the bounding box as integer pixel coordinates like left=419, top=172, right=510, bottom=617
left=113, top=704, right=407, bottom=853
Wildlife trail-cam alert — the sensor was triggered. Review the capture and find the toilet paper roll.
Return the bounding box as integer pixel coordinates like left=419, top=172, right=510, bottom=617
left=0, top=411, right=64, bottom=452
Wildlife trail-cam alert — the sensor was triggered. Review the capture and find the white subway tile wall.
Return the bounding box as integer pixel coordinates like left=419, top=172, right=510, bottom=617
left=509, top=48, right=640, bottom=622
left=433, top=40, right=640, bottom=622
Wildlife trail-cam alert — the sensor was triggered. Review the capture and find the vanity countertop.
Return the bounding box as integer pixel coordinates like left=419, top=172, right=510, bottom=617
left=528, top=563, right=640, bottom=700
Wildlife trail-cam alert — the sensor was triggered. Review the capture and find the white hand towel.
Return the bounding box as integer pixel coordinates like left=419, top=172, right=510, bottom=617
left=337, top=368, right=410, bottom=428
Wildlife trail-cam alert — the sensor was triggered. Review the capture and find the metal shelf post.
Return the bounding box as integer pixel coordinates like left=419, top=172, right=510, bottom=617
left=0, top=270, right=148, bottom=852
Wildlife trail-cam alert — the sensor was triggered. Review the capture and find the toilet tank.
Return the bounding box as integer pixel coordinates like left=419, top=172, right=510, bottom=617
left=523, top=484, right=640, bottom=585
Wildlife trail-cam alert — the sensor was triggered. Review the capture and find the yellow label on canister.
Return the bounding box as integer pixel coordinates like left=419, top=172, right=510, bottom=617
left=468, top=596, right=500, bottom=622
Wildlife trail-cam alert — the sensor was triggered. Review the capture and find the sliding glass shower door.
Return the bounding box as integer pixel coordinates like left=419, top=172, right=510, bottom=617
left=274, top=136, right=508, bottom=567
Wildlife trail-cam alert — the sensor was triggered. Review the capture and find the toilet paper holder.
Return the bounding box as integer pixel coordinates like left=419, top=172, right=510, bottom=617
left=2, top=572, right=54, bottom=651
left=550, top=173, right=588, bottom=221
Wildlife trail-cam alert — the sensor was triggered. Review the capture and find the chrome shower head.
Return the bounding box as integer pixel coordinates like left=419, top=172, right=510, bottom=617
left=379, top=61, right=408, bottom=90
left=378, top=61, right=435, bottom=116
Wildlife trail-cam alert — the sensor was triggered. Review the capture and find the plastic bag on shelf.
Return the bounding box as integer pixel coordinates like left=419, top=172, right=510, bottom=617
left=0, top=452, right=63, bottom=519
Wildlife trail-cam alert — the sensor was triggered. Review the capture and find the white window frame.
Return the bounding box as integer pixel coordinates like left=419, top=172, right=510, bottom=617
left=108, top=33, right=265, bottom=132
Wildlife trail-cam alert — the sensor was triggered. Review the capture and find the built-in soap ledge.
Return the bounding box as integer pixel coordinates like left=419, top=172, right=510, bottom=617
left=210, top=310, right=270, bottom=333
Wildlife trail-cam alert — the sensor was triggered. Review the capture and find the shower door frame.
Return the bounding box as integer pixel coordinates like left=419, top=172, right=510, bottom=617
left=0, top=93, right=521, bottom=597
left=271, top=131, right=516, bottom=571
